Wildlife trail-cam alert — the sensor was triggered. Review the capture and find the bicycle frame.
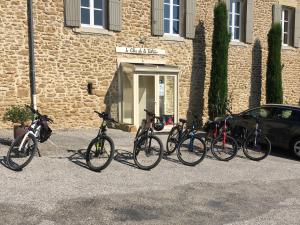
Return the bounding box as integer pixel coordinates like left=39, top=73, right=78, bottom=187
left=175, top=121, right=198, bottom=150
left=18, top=120, right=41, bottom=151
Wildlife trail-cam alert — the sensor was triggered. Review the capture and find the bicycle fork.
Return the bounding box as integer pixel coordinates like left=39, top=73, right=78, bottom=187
left=188, top=133, right=195, bottom=152
left=95, top=137, right=104, bottom=157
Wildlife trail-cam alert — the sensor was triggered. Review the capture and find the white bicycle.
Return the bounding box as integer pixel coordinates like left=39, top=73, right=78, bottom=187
left=6, top=105, right=53, bottom=171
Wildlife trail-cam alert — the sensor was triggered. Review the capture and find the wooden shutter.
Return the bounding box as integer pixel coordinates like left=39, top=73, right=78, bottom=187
left=179, top=0, right=185, bottom=37
left=273, top=4, right=282, bottom=24
left=294, top=8, right=300, bottom=48
left=152, top=0, right=164, bottom=36
left=65, top=0, right=80, bottom=27
left=245, top=0, right=253, bottom=43
left=109, top=0, right=122, bottom=32
left=185, top=0, right=196, bottom=39
left=226, top=0, right=230, bottom=30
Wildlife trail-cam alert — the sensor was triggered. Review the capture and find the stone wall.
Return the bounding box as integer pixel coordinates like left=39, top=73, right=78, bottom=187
left=0, top=0, right=299, bottom=129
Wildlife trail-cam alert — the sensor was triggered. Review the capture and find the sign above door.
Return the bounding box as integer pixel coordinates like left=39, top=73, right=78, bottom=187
left=116, top=47, right=166, bottom=55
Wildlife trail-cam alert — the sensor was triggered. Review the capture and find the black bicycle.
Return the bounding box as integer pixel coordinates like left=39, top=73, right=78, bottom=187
left=7, top=105, right=53, bottom=171
left=133, top=109, right=164, bottom=170
left=230, top=113, right=271, bottom=161
left=86, top=111, right=118, bottom=172
left=166, top=112, right=207, bottom=166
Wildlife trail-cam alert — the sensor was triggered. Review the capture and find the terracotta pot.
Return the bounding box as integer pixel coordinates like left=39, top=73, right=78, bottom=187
left=13, top=125, right=28, bottom=139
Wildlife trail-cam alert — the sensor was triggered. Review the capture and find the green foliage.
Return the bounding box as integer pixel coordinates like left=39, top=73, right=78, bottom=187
left=3, top=105, right=32, bottom=125
left=266, top=23, right=283, bottom=104
left=208, top=1, right=231, bottom=119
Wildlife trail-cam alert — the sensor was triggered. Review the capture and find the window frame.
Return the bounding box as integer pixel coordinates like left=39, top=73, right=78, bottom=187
left=80, top=0, right=106, bottom=29
left=229, top=0, right=243, bottom=42
left=281, top=6, right=293, bottom=46
left=163, top=0, right=180, bottom=36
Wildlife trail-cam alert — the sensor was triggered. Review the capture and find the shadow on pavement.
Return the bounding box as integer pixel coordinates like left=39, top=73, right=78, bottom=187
left=0, top=138, right=12, bottom=146
left=270, top=147, right=300, bottom=162
left=67, top=149, right=90, bottom=170
left=114, top=149, right=139, bottom=169
left=0, top=156, right=12, bottom=170
left=162, top=154, right=182, bottom=164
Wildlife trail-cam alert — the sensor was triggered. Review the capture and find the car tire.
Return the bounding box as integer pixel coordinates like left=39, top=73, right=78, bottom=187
left=291, top=137, right=300, bottom=159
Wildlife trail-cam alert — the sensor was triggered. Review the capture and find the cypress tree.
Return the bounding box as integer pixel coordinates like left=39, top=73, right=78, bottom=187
left=208, top=1, right=230, bottom=119
left=266, top=23, right=283, bottom=104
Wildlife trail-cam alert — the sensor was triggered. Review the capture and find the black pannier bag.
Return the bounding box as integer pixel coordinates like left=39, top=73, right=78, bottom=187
left=39, top=119, right=52, bottom=143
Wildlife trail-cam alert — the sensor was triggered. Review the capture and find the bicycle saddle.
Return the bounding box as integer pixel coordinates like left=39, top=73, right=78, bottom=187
left=179, top=119, right=187, bottom=124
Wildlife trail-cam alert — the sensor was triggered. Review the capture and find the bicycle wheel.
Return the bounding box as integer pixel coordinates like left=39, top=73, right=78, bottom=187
left=166, top=126, right=180, bottom=155
left=133, top=135, right=163, bottom=170
left=243, top=132, right=271, bottom=161
left=177, top=135, right=207, bottom=166
left=211, top=135, right=238, bottom=161
left=86, top=136, right=115, bottom=172
left=7, top=133, right=37, bottom=171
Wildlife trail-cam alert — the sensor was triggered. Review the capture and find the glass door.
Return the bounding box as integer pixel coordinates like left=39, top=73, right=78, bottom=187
left=159, top=76, right=177, bottom=129
left=138, top=75, right=156, bottom=126
left=131, top=74, right=177, bottom=129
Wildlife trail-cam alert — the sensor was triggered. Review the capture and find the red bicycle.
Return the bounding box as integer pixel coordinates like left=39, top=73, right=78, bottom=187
left=206, top=114, right=238, bottom=161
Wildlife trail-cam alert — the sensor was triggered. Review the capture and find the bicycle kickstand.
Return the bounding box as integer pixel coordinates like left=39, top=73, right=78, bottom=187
left=37, top=147, right=41, bottom=157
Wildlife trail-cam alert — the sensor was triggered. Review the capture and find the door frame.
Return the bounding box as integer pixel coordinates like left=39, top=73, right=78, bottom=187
left=133, top=73, right=178, bottom=128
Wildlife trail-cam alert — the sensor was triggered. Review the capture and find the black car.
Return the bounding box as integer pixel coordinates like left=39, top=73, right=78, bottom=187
left=230, top=104, right=300, bottom=159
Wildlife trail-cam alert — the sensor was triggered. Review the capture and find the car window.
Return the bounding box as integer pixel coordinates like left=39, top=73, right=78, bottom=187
left=275, top=109, right=293, bottom=120
left=291, top=110, right=300, bottom=122
left=244, top=107, right=273, bottom=119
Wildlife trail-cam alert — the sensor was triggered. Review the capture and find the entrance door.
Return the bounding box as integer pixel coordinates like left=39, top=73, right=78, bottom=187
left=138, top=76, right=156, bottom=126
left=134, top=74, right=177, bottom=129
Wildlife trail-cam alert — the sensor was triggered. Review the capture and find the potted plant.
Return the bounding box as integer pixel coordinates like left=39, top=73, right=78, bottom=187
left=3, top=105, right=33, bottom=138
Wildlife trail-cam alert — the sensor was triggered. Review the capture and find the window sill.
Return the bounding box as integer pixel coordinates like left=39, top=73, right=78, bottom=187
left=230, top=41, right=248, bottom=48
left=73, top=27, right=114, bottom=36
left=159, top=35, right=185, bottom=42
left=282, top=45, right=296, bottom=51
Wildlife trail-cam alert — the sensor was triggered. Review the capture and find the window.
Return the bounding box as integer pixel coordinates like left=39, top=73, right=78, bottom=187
left=164, top=0, right=180, bottom=35
left=245, top=107, right=274, bottom=119
left=281, top=7, right=294, bottom=46
left=229, top=0, right=243, bottom=41
left=81, top=0, right=106, bottom=28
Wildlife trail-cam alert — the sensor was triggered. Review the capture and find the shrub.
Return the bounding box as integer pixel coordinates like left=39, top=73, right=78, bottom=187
left=3, top=105, right=32, bottom=125
left=208, top=1, right=231, bottom=119
left=266, top=23, right=283, bottom=104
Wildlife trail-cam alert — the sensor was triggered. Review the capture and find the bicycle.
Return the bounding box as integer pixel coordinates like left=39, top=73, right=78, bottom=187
left=133, top=109, right=164, bottom=170
left=209, top=113, right=239, bottom=161
left=7, top=105, right=53, bottom=171
left=86, top=111, right=118, bottom=172
left=206, top=108, right=271, bottom=161
left=229, top=111, right=272, bottom=161
left=166, top=112, right=207, bottom=166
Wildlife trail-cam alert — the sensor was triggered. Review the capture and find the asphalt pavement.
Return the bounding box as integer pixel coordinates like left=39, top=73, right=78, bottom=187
left=0, top=128, right=300, bottom=225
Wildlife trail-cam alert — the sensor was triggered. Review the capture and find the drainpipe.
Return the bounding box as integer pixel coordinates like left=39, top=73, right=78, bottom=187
left=28, top=0, right=37, bottom=110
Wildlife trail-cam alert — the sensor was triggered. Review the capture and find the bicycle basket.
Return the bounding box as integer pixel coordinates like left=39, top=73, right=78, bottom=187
left=39, top=120, right=52, bottom=143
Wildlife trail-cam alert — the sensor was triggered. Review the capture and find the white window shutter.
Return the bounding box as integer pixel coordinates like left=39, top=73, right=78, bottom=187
left=294, top=8, right=300, bottom=48
left=179, top=0, right=186, bottom=37
left=185, top=0, right=197, bottom=39
left=245, top=0, right=254, bottom=43
left=152, top=0, right=164, bottom=36
left=109, top=0, right=122, bottom=32
left=273, top=4, right=282, bottom=24
left=65, top=0, right=80, bottom=27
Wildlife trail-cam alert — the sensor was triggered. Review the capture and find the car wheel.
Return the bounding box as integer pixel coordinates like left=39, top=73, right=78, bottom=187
left=292, top=139, right=300, bottom=159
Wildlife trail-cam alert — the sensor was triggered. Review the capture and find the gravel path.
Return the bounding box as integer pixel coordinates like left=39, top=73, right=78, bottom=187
left=0, top=128, right=300, bottom=225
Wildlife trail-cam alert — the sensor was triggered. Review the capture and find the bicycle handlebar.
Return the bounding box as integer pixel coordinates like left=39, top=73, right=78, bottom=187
left=94, top=111, right=118, bottom=124
left=144, top=109, right=155, bottom=117
left=26, top=105, right=54, bottom=123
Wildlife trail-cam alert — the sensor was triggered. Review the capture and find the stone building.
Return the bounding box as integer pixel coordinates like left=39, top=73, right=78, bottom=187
left=0, top=0, right=299, bottom=130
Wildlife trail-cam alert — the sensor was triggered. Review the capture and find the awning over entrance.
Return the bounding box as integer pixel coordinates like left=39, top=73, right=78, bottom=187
left=121, top=63, right=179, bottom=75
